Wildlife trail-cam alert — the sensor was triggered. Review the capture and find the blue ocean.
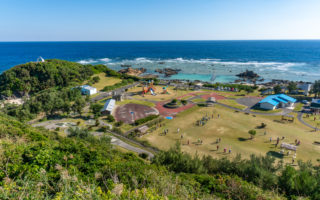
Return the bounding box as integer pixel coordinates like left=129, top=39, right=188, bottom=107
left=0, top=40, right=320, bottom=82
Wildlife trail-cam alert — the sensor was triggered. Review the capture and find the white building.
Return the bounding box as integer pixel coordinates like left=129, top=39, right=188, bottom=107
left=101, top=99, right=116, bottom=115
left=80, top=85, right=97, bottom=95
left=297, top=83, right=312, bottom=95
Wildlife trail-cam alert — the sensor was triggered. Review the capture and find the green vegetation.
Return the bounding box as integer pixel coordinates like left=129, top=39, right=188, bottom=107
left=134, top=115, right=159, bottom=126
left=287, top=82, right=298, bottom=93
left=154, top=143, right=320, bottom=199
left=90, top=103, right=103, bottom=118
left=313, top=80, right=320, bottom=98
left=274, top=85, right=282, bottom=94
left=203, top=83, right=257, bottom=93
left=116, top=99, right=155, bottom=107
left=2, top=87, right=87, bottom=121
left=0, top=113, right=289, bottom=199
left=294, top=103, right=304, bottom=112
left=191, top=98, right=206, bottom=103
left=219, top=99, right=247, bottom=109
left=86, top=73, right=122, bottom=91
left=248, top=129, right=257, bottom=139
left=102, top=79, right=134, bottom=91
left=0, top=59, right=106, bottom=98
left=250, top=107, right=282, bottom=113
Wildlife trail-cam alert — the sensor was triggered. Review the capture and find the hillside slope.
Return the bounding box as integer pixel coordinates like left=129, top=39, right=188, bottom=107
left=0, top=113, right=284, bottom=199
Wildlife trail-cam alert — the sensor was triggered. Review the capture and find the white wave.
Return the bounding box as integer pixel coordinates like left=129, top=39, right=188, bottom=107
left=135, top=57, right=153, bottom=63
left=78, top=59, right=98, bottom=64
left=99, top=58, right=112, bottom=62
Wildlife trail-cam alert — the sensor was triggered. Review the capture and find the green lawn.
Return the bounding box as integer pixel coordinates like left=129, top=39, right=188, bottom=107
left=86, top=73, right=122, bottom=91
left=218, top=99, right=247, bottom=110
left=116, top=99, right=155, bottom=107
left=128, top=86, right=193, bottom=101
left=180, top=95, right=194, bottom=100
left=191, top=98, right=206, bottom=103
left=140, top=104, right=320, bottom=164
left=212, top=90, right=261, bottom=99
left=302, top=114, right=320, bottom=129
left=250, top=108, right=282, bottom=114
left=294, top=103, right=304, bottom=112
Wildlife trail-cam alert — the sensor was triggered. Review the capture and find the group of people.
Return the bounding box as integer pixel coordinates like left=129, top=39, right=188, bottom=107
left=162, top=128, right=169, bottom=135
left=196, top=113, right=221, bottom=126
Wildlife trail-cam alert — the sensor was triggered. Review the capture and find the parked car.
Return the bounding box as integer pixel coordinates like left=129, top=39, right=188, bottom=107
left=302, top=100, right=309, bottom=104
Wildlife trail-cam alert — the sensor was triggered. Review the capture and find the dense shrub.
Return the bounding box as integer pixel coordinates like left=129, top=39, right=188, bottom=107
left=0, top=59, right=106, bottom=98
left=106, top=114, right=115, bottom=122
left=115, top=121, right=123, bottom=127
left=134, top=115, right=158, bottom=125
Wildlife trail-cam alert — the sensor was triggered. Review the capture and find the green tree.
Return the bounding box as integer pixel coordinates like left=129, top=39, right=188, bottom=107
left=313, top=80, right=320, bottom=98
left=72, top=98, right=86, bottom=116
left=248, top=129, right=256, bottom=139
left=287, top=82, right=297, bottom=94
left=90, top=103, right=103, bottom=118
left=273, top=85, right=282, bottom=94
left=62, top=102, right=71, bottom=115
left=92, top=76, right=100, bottom=83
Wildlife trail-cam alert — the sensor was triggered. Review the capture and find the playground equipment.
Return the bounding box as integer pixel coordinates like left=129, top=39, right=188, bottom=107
left=142, top=80, right=156, bottom=96
left=162, top=86, right=169, bottom=94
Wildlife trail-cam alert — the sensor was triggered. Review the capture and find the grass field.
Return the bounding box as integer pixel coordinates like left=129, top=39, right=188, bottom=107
left=302, top=114, right=320, bottom=129
left=218, top=99, right=247, bottom=110
left=116, top=99, right=155, bottom=107
left=191, top=98, right=206, bottom=103
left=128, top=86, right=193, bottom=101
left=211, top=90, right=261, bottom=99
left=294, top=103, right=304, bottom=112
left=87, top=73, right=122, bottom=91
left=250, top=108, right=283, bottom=114
left=140, top=104, right=320, bottom=163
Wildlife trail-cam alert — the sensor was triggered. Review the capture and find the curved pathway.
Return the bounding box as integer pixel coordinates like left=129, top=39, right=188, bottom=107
left=297, top=112, right=317, bottom=130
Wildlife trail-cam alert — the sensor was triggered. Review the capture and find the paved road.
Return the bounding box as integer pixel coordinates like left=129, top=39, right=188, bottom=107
left=297, top=112, right=317, bottom=130
left=90, top=131, right=154, bottom=158
left=91, top=82, right=139, bottom=102
left=109, top=135, right=154, bottom=158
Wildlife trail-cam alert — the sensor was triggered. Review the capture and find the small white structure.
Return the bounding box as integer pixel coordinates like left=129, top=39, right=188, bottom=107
left=80, top=85, right=97, bottom=95
left=101, top=99, right=116, bottom=115
left=37, top=56, right=45, bottom=63
left=206, top=97, right=216, bottom=107
left=280, top=143, right=297, bottom=151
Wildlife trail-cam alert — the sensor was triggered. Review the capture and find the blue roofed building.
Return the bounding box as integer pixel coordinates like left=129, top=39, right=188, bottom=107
left=259, top=94, right=297, bottom=110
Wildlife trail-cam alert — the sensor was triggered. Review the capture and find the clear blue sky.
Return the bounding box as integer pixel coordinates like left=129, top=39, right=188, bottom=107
left=1, top=0, right=320, bottom=41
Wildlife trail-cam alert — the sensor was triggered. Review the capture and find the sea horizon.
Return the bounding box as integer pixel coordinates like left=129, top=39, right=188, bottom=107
left=1, top=40, right=320, bottom=83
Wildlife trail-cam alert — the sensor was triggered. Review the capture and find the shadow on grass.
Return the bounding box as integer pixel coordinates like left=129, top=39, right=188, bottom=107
left=266, top=151, right=284, bottom=159
left=238, top=137, right=249, bottom=142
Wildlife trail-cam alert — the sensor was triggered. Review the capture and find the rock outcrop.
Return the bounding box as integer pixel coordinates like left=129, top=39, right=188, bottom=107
left=118, top=67, right=146, bottom=76
left=155, top=68, right=181, bottom=77
left=236, top=70, right=260, bottom=79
